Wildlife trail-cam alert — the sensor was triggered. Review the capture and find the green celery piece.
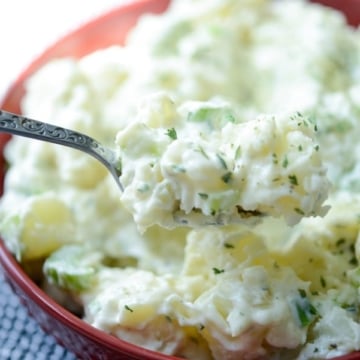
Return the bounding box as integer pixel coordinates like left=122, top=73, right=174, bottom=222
left=292, top=290, right=318, bottom=328
left=187, top=106, right=236, bottom=129
left=43, top=244, right=102, bottom=292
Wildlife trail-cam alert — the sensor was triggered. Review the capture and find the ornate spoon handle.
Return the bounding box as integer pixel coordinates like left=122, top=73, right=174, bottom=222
left=0, top=109, right=123, bottom=190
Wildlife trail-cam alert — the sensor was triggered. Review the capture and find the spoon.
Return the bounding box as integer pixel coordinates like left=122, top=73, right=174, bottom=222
left=0, top=109, right=330, bottom=229
left=0, top=109, right=123, bottom=190
left=0, top=109, right=265, bottom=227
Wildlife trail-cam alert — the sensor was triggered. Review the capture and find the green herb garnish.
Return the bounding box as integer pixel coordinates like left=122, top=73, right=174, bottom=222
left=125, top=305, right=134, bottom=312
left=336, top=238, right=346, bottom=247
left=137, top=183, right=150, bottom=193
left=224, top=243, right=235, bottom=249
left=282, top=155, right=289, bottom=168
left=212, top=267, right=225, bottom=275
left=195, top=145, right=209, bottom=159
left=293, top=292, right=318, bottom=328
left=171, top=164, right=186, bottom=173
left=272, top=153, right=278, bottom=164
left=235, top=145, right=242, bottom=159
left=288, top=174, right=298, bottom=186
left=198, top=192, right=209, bottom=200
left=349, top=257, right=358, bottom=266
left=166, top=128, right=177, bottom=140
left=221, top=171, right=233, bottom=184
left=216, top=153, right=228, bottom=169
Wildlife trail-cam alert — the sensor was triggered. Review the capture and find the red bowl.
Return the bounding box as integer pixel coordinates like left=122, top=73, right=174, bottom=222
left=1, top=1, right=360, bottom=360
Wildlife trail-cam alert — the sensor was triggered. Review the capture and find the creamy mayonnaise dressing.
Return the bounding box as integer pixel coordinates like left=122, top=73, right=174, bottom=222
left=1, top=0, right=360, bottom=359
left=117, top=93, right=329, bottom=231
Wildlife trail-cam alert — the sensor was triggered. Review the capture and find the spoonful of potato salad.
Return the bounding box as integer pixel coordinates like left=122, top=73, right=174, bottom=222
left=0, top=95, right=330, bottom=231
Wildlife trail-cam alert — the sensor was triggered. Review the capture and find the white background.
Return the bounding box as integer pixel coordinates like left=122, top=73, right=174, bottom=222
left=0, top=0, right=131, bottom=100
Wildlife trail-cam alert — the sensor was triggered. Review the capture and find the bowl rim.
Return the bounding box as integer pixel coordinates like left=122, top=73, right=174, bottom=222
left=0, top=240, right=180, bottom=360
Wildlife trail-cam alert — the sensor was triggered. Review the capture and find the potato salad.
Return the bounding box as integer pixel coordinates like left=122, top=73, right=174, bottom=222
left=117, top=95, right=329, bottom=231
left=1, top=0, right=360, bottom=359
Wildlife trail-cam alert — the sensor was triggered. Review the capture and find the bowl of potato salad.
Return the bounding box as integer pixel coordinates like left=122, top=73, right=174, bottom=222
left=1, top=0, right=360, bottom=359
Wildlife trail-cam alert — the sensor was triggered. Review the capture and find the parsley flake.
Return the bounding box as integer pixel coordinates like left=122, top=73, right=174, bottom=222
left=272, top=153, right=278, bottom=164
left=282, top=155, right=289, bottom=168
left=171, top=164, right=186, bottom=173
left=293, top=293, right=318, bottom=327
left=221, top=171, right=233, bottom=183
left=125, top=305, right=134, bottom=312
left=349, top=257, right=358, bottom=266
left=224, top=243, right=235, bottom=249
left=216, top=153, right=228, bottom=169
left=137, top=183, right=150, bottom=193
left=288, top=174, right=298, bottom=186
left=166, top=128, right=177, bottom=140
left=198, top=192, right=209, bottom=200
left=196, top=145, right=209, bottom=159
left=336, top=238, right=346, bottom=247
left=235, top=145, right=242, bottom=159
left=212, top=267, right=225, bottom=275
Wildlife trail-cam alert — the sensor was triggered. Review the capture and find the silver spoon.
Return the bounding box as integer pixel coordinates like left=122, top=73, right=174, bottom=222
left=0, top=109, right=263, bottom=227
left=0, top=109, right=123, bottom=190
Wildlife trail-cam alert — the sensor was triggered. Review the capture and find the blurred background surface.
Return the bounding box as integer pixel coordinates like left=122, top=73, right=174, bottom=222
left=0, top=0, right=129, bottom=100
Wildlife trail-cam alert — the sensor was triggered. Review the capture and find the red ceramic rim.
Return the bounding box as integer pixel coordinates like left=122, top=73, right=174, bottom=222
left=0, top=240, right=181, bottom=360
left=0, top=0, right=360, bottom=359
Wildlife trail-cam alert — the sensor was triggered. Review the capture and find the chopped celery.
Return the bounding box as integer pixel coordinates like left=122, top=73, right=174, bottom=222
left=44, top=245, right=103, bottom=292
left=291, top=289, right=318, bottom=328
left=187, top=106, right=236, bottom=129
